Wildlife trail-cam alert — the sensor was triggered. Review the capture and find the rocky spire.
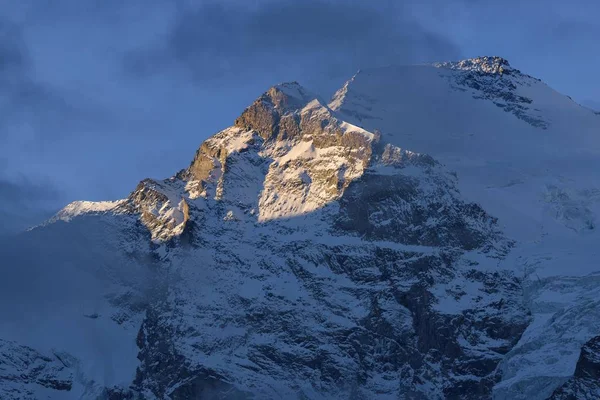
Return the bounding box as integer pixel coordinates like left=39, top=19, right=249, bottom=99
left=234, top=82, right=318, bottom=140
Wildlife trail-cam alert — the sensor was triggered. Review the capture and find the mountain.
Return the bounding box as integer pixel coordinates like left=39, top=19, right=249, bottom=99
left=1, top=56, right=600, bottom=399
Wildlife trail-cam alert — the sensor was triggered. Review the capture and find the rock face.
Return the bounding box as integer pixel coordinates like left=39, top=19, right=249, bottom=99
left=2, top=57, right=600, bottom=399
left=550, top=336, right=600, bottom=399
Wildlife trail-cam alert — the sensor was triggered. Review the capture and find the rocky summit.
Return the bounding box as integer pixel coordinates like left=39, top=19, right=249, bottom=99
left=2, top=57, right=600, bottom=399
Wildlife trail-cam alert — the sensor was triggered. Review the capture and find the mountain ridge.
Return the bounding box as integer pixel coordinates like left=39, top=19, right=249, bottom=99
left=2, top=56, right=600, bottom=399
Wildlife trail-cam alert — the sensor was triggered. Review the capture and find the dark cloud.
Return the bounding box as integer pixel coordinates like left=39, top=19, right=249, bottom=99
left=0, top=10, right=138, bottom=232
left=0, top=18, right=34, bottom=125
left=0, top=20, right=62, bottom=234
left=0, top=15, right=120, bottom=148
left=0, top=20, right=28, bottom=74
left=0, top=173, right=63, bottom=235
left=550, top=20, right=599, bottom=40
left=125, top=0, right=461, bottom=87
left=0, top=176, right=60, bottom=204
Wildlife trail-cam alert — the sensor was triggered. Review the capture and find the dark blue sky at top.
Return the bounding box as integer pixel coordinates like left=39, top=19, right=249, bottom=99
left=1, top=0, right=599, bottom=233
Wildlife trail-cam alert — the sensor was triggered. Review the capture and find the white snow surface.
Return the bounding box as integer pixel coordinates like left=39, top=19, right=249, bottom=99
left=50, top=200, right=125, bottom=222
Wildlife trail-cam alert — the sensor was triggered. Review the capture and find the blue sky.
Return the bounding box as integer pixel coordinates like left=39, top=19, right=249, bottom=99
left=1, top=0, right=599, bottom=233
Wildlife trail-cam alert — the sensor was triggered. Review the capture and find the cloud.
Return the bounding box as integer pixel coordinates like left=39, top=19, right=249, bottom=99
left=0, top=15, right=121, bottom=149
left=0, top=21, right=62, bottom=234
left=125, top=0, right=461, bottom=88
left=0, top=176, right=60, bottom=204
left=0, top=18, right=35, bottom=131
left=0, top=172, right=63, bottom=235
left=0, top=20, right=28, bottom=74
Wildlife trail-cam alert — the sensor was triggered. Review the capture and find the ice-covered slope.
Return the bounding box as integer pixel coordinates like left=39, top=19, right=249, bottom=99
left=330, top=56, right=600, bottom=399
left=1, top=58, right=599, bottom=399
left=330, top=56, right=600, bottom=240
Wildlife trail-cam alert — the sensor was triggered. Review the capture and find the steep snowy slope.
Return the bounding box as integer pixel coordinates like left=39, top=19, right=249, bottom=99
left=1, top=57, right=599, bottom=399
left=330, top=56, right=600, bottom=241
left=330, top=56, right=600, bottom=399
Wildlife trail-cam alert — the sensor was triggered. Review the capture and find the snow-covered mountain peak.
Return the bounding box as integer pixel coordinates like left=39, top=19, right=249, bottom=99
left=49, top=200, right=125, bottom=223
left=245, top=81, right=317, bottom=113
left=434, top=55, right=514, bottom=75
left=268, top=81, right=317, bottom=109
left=9, top=60, right=600, bottom=399
left=232, top=81, right=322, bottom=141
